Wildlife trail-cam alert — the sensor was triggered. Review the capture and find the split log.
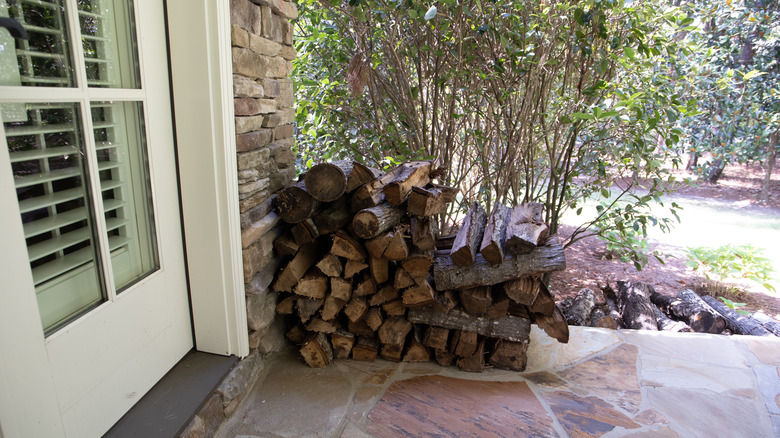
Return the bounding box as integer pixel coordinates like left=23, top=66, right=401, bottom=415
left=321, top=295, right=346, bottom=321
left=382, top=299, right=406, bottom=316
left=664, top=289, right=726, bottom=334
left=402, top=279, right=436, bottom=308
left=533, top=306, right=570, bottom=343
left=352, top=161, right=433, bottom=210
left=297, top=297, right=324, bottom=323
left=509, top=202, right=544, bottom=223
left=383, top=228, right=410, bottom=261
left=401, top=252, right=433, bottom=277
left=752, top=312, right=780, bottom=337
left=352, top=337, right=379, bottom=361
left=348, top=319, right=375, bottom=337
left=488, top=339, right=528, bottom=372
left=528, top=282, right=556, bottom=316
left=423, top=326, right=450, bottom=350
left=450, top=202, right=487, bottom=266
left=403, top=334, right=430, bottom=362
left=407, top=184, right=459, bottom=217
left=365, top=307, right=384, bottom=331
left=652, top=305, right=692, bottom=333
left=433, top=290, right=458, bottom=314
left=285, top=324, right=306, bottom=344
left=407, top=308, right=531, bottom=342
left=589, top=306, right=620, bottom=329
left=330, top=277, right=352, bottom=301
left=394, top=267, right=416, bottom=289
left=380, top=343, right=404, bottom=362
left=616, top=281, right=658, bottom=331
left=559, top=288, right=597, bottom=326
left=346, top=161, right=381, bottom=193
left=456, top=338, right=485, bottom=372
left=277, top=180, right=320, bottom=224
left=383, top=161, right=434, bottom=206
left=364, top=234, right=391, bottom=259
left=459, top=286, right=492, bottom=317
left=273, top=243, right=320, bottom=292
left=353, top=273, right=377, bottom=297
left=305, top=160, right=353, bottom=202
left=294, top=272, right=328, bottom=299
left=291, top=219, right=318, bottom=245
left=369, top=256, right=389, bottom=284
left=505, top=223, right=549, bottom=255
left=344, top=297, right=368, bottom=323
left=331, top=231, right=367, bottom=261
left=434, top=349, right=456, bottom=367
left=486, top=289, right=511, bottom=319
left=701, top=295, right=771, bottom=336
left=479, top=203, right=511, bottom=266
left=352, top=203, right=406, bottom=239
left=316, top=253, right=343, bottom=277
left=503, top=277, right=541, bottom=307
left=306, top=317, right=338, bottom=334
left=273, top=232, right=299, bottom=258
left=299, top=332, right=333, bottom=368
left=378, top=317, right=413, bottom=346
left=410, top=216, right=436, bottom=252
left=331, top=331, right=355, bottom=359
left=276, top=295, right=295, bottom=315
left=433, top=243, right=566, bottom=290
left=343, top=259, right=368, bottom=279
left=313, top=196, right=352, bottom=235
left=451, top=330, right=479, bottom=357
left=370, top=284, right=399, bottom=306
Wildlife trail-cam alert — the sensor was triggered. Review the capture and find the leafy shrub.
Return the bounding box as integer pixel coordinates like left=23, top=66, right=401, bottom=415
left=685, top=244, right=776, bottom=293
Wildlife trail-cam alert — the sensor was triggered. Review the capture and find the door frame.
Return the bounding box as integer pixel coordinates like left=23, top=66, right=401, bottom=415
left=166, top=0, right=249, bottom=358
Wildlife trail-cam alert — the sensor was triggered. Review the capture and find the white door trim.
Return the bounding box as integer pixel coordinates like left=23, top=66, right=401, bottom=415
left=166, top=0, right=249, bottom=357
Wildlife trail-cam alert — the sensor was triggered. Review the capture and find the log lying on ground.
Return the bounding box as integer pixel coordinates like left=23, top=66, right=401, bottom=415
left=751, top=312, right=780, bottom=337
left=701, top=295, right=772, bottom=336
left=305, top=160, right=353, bottom=202
left=559, top=288, right=597, bottom=326
left=407, top=184, right=459, bottom=217
left=652, top=304, right=693, bottom=333
left=653, top=289, right=726, bottom=334
left=407, top=308, right=531, bottom=342
left=616, top=281, right=658, bottom=331
left=450, top=202, right=487, bottom=266
left=434, top=242, right=566, bottom=290
left=479, top=203, right=511, bottom=266
left=277, top=180, right=321, bottom=223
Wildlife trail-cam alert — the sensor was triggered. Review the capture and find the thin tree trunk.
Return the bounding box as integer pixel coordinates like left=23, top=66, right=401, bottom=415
left=760, top=131, right=778, bottom=205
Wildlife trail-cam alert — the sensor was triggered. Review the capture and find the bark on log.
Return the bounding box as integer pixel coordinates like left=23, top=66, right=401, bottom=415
left=752, top=312, right=780, bottom=337
left=305, top=160, right=353, bottom=202
left=616, top=281, right=659, bottom=331
left=701, top=295, right=771, bottom=336
left=489, top=339, right=528, bottom=372
left=331, top=331, right=355, bottom=359
left=559, top=288, right=597, bottom=326
left=652, top=305, right=692, bottom=333
left=351, top=161, right=433, bottom=211
left=331, top=231, right=367, bottom=261
left=410, top=216, right=436, bottom=252
left=277, top=180, right=321, bottom=224
left=299, top=332, right=333, bottom=368
left=313, top=196, right=352, bottom=235
left=407, top=308, right=531, bottom=342
left=352, top=337, right=379, bottom=361
left=352, top=203, right=406, bottom=239
left=273, top=243, right=320, bottom=292
left=666, top=289, right=727, bottom=334
left=450, top=202, right=487, bottom=266
left=346, top=162, right=381, bottom=193
left=383, top=161, right=434, bottom=206
left=533, top=306, right=570, bottom=343
left=407, top=184, right=459, bottom=217
left=479, top=203, right=511, bottom=266
left=433, top=243, right=566, bottom=290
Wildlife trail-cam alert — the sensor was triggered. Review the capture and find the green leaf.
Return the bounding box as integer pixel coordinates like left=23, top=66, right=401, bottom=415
left=624, top=47, right=635, bottom=60
left=571, top=112, right=594, bottom=121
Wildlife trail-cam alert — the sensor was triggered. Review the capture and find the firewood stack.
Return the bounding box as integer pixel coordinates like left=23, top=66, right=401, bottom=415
left=271, top=159, right=568, bottom=372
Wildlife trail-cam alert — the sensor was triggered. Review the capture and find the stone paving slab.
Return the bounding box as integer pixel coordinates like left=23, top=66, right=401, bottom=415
left=215, top=327, right=780, bottom=438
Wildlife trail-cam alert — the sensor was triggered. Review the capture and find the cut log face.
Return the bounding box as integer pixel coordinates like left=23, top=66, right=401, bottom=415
left=277, top=180, right=321, bottom=224
left=321, top=295, right=346, bottom=321
left=291, top=218, right=319, bottom=245
left=316, top=253, right=343, bottom=277
left=273, top=243, right=320, bottom=292
left=528, top=282, right=556, bottom=316
left=331, top=231, right=367, bottom=261
left=459, top=286, right=492, bottom=317
left=534, top=306, right=570, bottom=343
left=434, top=349, right=456, bottom=367
left=403, top=338, right=430, bottom=362
left=382, top=161, right=434, bottom=206
left=297, top=297, right=324, bottom=323
left=343, top=259, right=368, bottom=279
left=616, top=281, right=659, bottom=331
left=456, top=338, right=485, bottom=372
left=299, top=332, right=333, bottom=368
left=402, top=279, right=436, bottom=308
left=410, top=216, right=436, bottom=252
left=330, top=277, right=352, bottom=302
left=423, top=326, right=450, bottom=350
left=407, top=184, right=459, bottom=217
left=407, top=308, right=531, bottom=342
left=294, top=272, right=328, bottom=299
left=276, top=295, right=295, bottom=315
left=286, top=324, right=306, bottom=344
left=370, top=284, right=400, bottom=306
left=451, top=330, right=479, bottom=357
left=365, top=307, right=384, bottom=332
left=273, top=232, right=299, bottom=258
left=348, top=319, right=376, bottom=337
left=503, top=277, right=541, bottom=307
left=479, top=203, right=511, bottom=266
left=450, top=202, right=487, bottom=266
left=365, top=234, right=392, bottom=259
left=305, top=160, right=353, bottom=202
left=382, top=299, right=406, bottom=317
left=401, top=252, right=433, bottom=277
left=489, top=339, right=528, bottom=371
left=346, top=162, right=382, bottom=193
left=378, top=317, right=413, bottom=346
left=352, top=337, right=379, bottom=361
left=505, top=223, right=549, bottom=255
left=306, top=317, right=338, bottom=334
left=369, top=256, right=390, bottom=284
left=394, top=267, right=416, bottom=289
left=353, top=273, right=377, bottom=297
left=383, top=228, right=410, bottom=261
left=434, top=243, right=566, bottom=290
left=380, top=343, right=404, bottom=362
left=353, top=203, right=406, bottom=240
left=331, top=331, right=355, bottom=359
left=344, top=297, right=368, bottom=323
left=433, top=290, right=458, bottom=314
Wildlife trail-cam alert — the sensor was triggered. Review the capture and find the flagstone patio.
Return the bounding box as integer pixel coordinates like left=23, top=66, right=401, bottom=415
left=215, top=326, right=780, bottom=437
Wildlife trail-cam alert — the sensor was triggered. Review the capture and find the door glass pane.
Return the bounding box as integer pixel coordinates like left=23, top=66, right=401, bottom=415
left=3, top=102, right=106, bottom=334
left=78, top=0, right=139, bottom=88
left=92, top=101, right=158, bottom=291
left=0, top=0, right=75, bottom=87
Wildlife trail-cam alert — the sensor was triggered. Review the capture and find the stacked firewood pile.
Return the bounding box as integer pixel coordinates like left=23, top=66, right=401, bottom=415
left=559, top=281, right=780, bottom=337
left=271, top=159, right=569, bottom=372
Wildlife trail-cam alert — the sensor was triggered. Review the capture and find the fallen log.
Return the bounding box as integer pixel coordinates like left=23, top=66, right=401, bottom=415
left=450, top=202, right=487, bottom=266
left=407, top=308, right=531, bottom=342
left=433, top=242, right=566, bottom=290
left=559, top=288, right=597, bottom=326
left=701, top=295, right=772, bottom=336
left=652, top=304, right=692, bottom=333
left=277, top=180, right=320, bottom=223
left=752, top=312, right=780, bottom=337
left=479, top=203, right=511, bottom=266
left=666, top=289, right=727, bottom=334
left=616, top=281, right=658, bottom=331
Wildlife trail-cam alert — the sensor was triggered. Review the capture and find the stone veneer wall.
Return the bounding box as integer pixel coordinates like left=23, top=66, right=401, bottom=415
left=180, top=1, right=297, bottom=435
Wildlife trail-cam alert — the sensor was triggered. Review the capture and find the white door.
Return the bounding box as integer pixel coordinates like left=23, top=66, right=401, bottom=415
left=0, top=1, right=192, bottom=436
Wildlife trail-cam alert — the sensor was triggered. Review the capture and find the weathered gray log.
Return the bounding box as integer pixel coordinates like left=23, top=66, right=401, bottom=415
left=352, top=203, right=405, bottom=240
left=589, top=306, right=620, bottom=329
left=305, top=160, right=353, bottom=202
left=450, top=202, right=487, bottom=266
left=665, top=289, right=727, bottom=334
left=652, top=304, right=692, bottom=333
left=701, top=295, right=772, bottom=336
left=407, top=308, right=531, bottom=342
left=752, top=312, right=780, bottom=336
left=616, top=281, right=658, bottom=331
left=479, top=203, right=511, bottom=266
left=559, top=288, right=597, bottom=326
left=277, top=179, right=321, bottom=223
left=433, top=242, right=566, bottom=290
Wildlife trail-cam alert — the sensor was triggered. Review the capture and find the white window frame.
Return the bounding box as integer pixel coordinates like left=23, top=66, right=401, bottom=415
left=166, top=0, right=249, bottom=357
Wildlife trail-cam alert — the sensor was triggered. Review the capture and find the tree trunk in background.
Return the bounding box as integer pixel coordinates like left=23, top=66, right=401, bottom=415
left=760, top=131, right=778, bottom=205
left=685, top=152, right=698, bottom=171
left=705, top=158, right=725, bottom=184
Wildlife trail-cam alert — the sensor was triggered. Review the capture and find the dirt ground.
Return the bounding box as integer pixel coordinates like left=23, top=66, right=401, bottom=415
left=549, top=162, right=780, bottom=322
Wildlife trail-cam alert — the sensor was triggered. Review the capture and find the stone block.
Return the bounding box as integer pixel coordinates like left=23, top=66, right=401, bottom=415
left=246, top=256, right=281, bottom=295
left=253, top=316, right=286, bottom=354
left=235, top=98, right=277, bottom=116
left=269, top=165, right=296, bottom=192
left=282, top=19, right=294, bottom=46
left=237, top=147, right=271, bottom=170
left=265, top=56, right=290, bottom=79
left=278, top=78, right=294, bottom=108
left=249, top=34, right=281, bottom=57
left=246, top=290, right=277, bottom=331
left=238, top=169, right=260, bottom=184
left=240, top=195, right=276, bottom=229
left=231, top=24, right=249, bottom=48
left=279, top=45, right=297, bottom=61
left=260, top=6, right=284, bottom=42
left=235, top=115, right=265, bottom=134
left=236, top=129, right=273, bottom=153
left=232, top=47, right=269, bottom=80
left=251, top=0, right=298, bottom=20
left=216, top=351, right=264, bottom=406
left=230, top=0, right=262, bottom=34
left=262, top=112, right=283, bottom=128
left=233, top=74, right=264, bottom=98
left=238, top=178, right=270, bottom=200
left=198, top=394, right=226, bottom=438
left=239, top=189, right=270, bottom=213
left=270, top=142, right=295, bottom=169
left=274, top=123, right=294, bottom=141
left=241, top=210, right=280, bottom=249
left=262, top=78, right=280, bottom=97
left=279, top=107, right=295, bottom=125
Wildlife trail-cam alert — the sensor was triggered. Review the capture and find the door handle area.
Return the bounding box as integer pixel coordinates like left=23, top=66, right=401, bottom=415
left=0, top=17, right=29, bottom=40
